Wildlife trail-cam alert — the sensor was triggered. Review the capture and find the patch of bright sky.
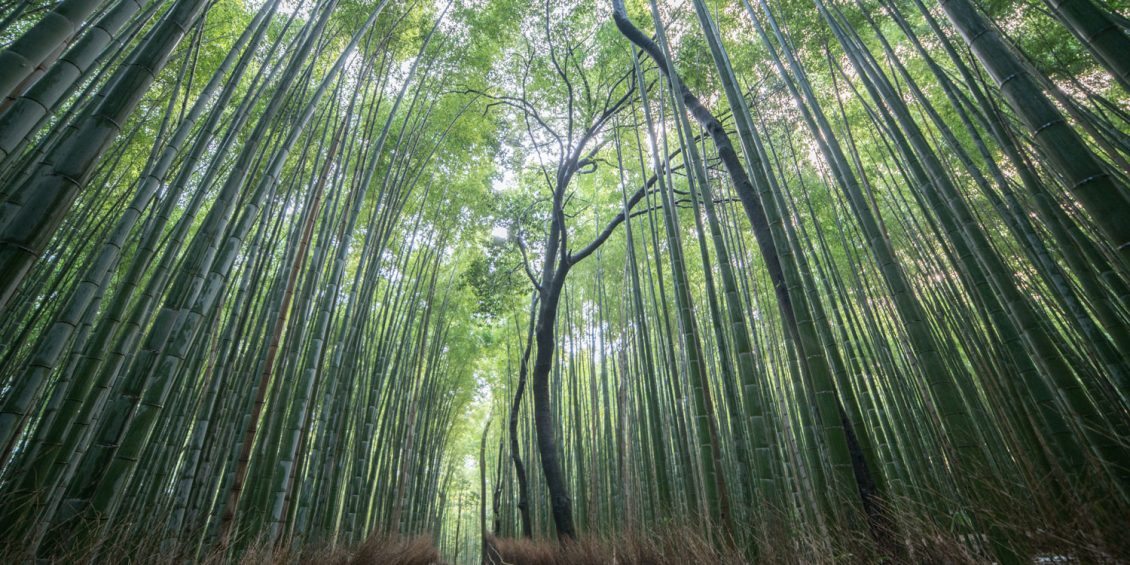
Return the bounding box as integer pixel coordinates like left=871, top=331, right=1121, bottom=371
left=491, top=165, right=517, bottom=192
left=244, top=0, right=310, bottom=19
left=436, top=0, right=476, bottom=38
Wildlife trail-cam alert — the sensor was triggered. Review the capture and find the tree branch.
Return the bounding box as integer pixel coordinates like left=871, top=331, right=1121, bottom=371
left=512, top=232, right=542, bottom=292
left=568, top=171, right=660, bottom=265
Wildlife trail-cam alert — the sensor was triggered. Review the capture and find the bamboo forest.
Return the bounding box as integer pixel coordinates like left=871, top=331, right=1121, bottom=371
left=0, top=0, right=1129, bottom=561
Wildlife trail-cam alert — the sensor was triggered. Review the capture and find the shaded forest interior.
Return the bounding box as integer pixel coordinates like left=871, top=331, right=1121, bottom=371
left=0, top=0, right=1128, bottom=562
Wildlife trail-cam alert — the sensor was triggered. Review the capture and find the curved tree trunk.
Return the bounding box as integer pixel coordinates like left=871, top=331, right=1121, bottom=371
left=509, top=296, right=537, bottom=538
left=532, top=273, right=576, bottom=540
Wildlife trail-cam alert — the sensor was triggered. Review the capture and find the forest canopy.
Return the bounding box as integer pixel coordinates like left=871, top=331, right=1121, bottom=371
left=0, top=0, right=1128, bottom=562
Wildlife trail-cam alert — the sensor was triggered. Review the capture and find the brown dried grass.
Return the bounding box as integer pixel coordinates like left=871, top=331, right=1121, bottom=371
left=5, top=485, right=1127, bottom=564
left=305, top=533, right=445, bottom=565
left=484, top=525, right=745, bottom=565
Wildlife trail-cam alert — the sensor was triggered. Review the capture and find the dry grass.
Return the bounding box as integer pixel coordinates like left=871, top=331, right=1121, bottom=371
left=4, top=486, right=1127, bottom=564
left=485, top=525, right=746, bottom=565
left=0, top=525, right=448, bottom=565
left=301, top=534, right=445, bottom=565
left=199, top=533, right=446, bottom=565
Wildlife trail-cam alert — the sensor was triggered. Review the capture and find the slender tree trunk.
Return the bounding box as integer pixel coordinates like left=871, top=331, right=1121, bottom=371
left=0, top=0, right=212, bottom=309
left=0, top=0, right=107, bottom=102
left=509, top=296, right=536, bottom=538
left=1045, top=0, right=1130, bottom=92
left=938, top=0, right=1130, bottom=264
